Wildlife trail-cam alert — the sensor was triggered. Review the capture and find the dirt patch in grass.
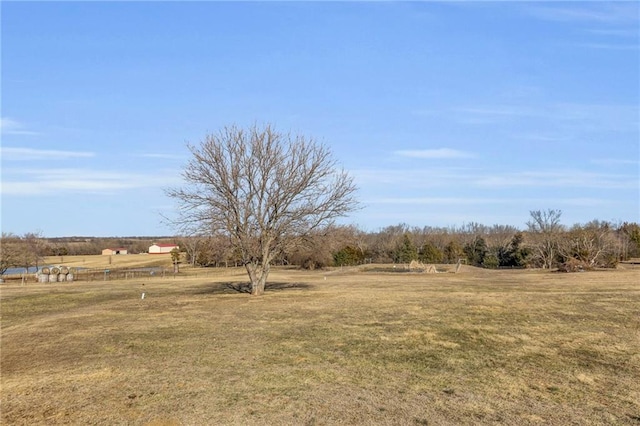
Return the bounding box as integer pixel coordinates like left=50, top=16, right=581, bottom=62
left=2, top=267, right=639, bottom=425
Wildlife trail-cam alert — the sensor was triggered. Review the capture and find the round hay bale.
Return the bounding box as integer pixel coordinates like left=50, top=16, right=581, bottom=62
left=58, top=273, right=66, bottom=282
left=41, top=267, right=50, bottom=275
left=59, top=266, right=69, bottom=275
left=50, top=267, right=60, bottom=275
left=48, top=274, right=59, bottom=283
left=38, top=274, right=49, bottom=283
left=66, top=273, right=74, bottom=282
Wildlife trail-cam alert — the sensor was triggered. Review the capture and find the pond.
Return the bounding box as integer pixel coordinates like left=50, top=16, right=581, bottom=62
left=2, top=266, right=42, bottom=275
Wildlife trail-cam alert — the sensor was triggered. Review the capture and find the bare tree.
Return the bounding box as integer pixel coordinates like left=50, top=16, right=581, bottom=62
left=285, top=225, right=364, bottom=269
left=0, top=231, right=46, bottom=275
left=22, top=231, right=46, bottom=271
left=179, top=234, right=206, bottom=267
left=526, top=209, right=564, bottom=269
left=562, top=220, right=618, bottom=268
left=0, top=233, right=19, bottom=275
left=166, top=124, right=359, bottom=295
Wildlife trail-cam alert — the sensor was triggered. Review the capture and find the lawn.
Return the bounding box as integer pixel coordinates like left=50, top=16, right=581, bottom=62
left=1, top=265, right=639, bottom=425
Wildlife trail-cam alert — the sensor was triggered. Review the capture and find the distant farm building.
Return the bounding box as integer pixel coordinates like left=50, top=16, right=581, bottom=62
left=102, top=248, right=128, bottom=255
left=149, top=243, right=179, bottom=254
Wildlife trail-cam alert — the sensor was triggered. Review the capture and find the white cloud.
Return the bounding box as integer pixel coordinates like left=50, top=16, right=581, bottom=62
left=351, top=167, right=477, bottom=189
left=371, top=197, right=507, bottom=205
left=0, top=117, right=19, bottom=130
left=395, top=148, right=475, bottom=159
left=0, top=118, right=40, bottom=136
left=369, top=197, right=610, bottom=207
left=352, top=166, right=637, bottom=192
left=1, top=147, right=95, bottom=161
left=590, top=158, right=639, bottom=166
left=1, top=167, right=181, bottom=196
left=473, top=170, right=637, bottom=190
left=525, top=3, right=639, bottom=24
left=587, top=29, right=639, bottom=38
left=575, top=43, right=639, bottom=51
left=452, top=103, right=639, bottom=131
left=413, top=103, right=639, bottom=132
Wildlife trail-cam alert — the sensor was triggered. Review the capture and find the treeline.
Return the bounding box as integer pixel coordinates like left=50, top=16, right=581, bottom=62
left=2, top=211, right=639, bottom=275
left=45, top=236, right=168, bottom=256
left=180, top=211, right=640, bottom=272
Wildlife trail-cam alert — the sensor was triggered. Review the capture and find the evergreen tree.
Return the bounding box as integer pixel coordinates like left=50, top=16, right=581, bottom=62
left=443, top=240, right=464, bottom=264
left=419, top=242, right=444, bottom=263
left=394, top=233, right=418, bottom=263
left=464, top=236, right=487, bottom=267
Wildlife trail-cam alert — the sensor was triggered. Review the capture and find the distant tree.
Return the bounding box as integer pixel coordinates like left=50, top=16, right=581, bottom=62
left=463, top=236, right=488, bottom=267
left=0, top=233, right=19, bottom=275
left=170, top=247, right=181, bottom=273
left=417, top=227, right=450, bottom=258
left=0, top=232, right=46, bottom=275
left=180, top=234, right=206, bottom=267
left=394, top=233, right=418, bottom=263
left=48, top=245, right=69, bottom=257
left=129, top=239, right=152, bottom=255
left=344, top=225, right=369, bottom=262
left=618, top=222, right=640, bottom=259
left=443, top=240, right=464, bottom=264
left=496, top=233, right=529, bottom=267
left=562, top=221, right=618, bottom=268
left=166, top=124, right=358, bottom=295
left=192, top=236, right=223, bottom=267
left=419, top=241, right=444, bottom=263
left=333, top=245, right=364, bottom=266
left=369, top=224, right=410, bottom=263
left=485, top=225, right=520, bottom=260
left=482, top=251, right=499, bottom=269
left=23, top=231, right=46, bottom=271
left=286, top=226, right=357, bottom=270
left=526, top=209, right=564, bottom=269
left=286, top=230, right=335, bottom=270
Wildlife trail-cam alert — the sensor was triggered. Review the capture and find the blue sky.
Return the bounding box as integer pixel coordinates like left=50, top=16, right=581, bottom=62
left=2, top=1, right=638, bottom=237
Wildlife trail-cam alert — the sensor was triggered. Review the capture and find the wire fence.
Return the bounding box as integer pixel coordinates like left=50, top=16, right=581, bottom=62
left=0, top=264, right=250, bottom=284
left=74, top=267, right=170, bottom=282
left=1, top=266, right=177, bottom=284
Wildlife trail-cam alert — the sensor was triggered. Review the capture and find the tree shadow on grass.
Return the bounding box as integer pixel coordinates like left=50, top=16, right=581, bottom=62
left=191, top=281, right=313, bottom=295
left=266, top=282, right=313, bottom=291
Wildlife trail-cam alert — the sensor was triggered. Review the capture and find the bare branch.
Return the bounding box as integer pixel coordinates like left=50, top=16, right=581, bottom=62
left=165, top=124, right=359, bottom=295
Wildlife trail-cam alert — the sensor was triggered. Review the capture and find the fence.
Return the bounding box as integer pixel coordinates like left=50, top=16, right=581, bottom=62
left=73, top=267, right=170, bottom=282
left=1, top=266, right=176, bottom=284
left=3, top=264, right=256, bottom=284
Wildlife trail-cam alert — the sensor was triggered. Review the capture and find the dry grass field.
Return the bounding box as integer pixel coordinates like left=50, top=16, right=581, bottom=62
left=42, top=253, right=178, bottom=270
left=1, top=261, right=639, bottom=425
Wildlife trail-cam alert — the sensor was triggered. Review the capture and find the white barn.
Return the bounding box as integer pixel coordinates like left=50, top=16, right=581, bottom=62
left=148, top=243, right=179, bottom=254
left=102, top=248, right=128, bottom=255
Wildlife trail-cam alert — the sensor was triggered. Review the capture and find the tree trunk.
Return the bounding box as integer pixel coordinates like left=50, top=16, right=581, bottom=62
left=252, top=273, right=267, bottom=296
left=246, top=263, right=270, bottom=296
